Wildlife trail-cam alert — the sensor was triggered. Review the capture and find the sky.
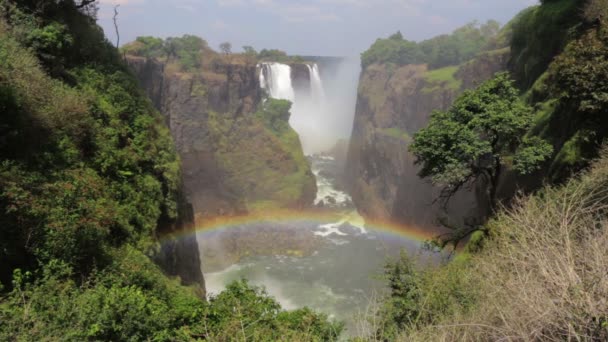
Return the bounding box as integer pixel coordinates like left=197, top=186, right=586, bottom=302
left=97, top=0, right=538, bottom=57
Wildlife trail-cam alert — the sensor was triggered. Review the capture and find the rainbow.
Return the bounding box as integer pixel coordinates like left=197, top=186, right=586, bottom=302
left=160, top=209, right=443, bottom=244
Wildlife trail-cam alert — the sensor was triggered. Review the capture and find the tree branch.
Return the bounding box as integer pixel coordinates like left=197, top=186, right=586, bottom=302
left=75, top=0, right=97, bottom=9
left=113, top=5, right=120, bottom=48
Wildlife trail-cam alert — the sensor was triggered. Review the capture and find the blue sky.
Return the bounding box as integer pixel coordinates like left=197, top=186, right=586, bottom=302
left=97, top=0, right=538, bottom=56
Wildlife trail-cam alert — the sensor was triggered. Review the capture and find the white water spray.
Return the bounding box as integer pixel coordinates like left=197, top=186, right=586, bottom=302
left=308, top=64, right=326, bottom=103
left=259, top=63, right=295, bottom=102
left=259, top=59, right=360, bottom=154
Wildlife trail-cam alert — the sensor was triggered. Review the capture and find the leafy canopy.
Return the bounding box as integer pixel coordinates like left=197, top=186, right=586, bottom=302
left=361, top=20, right=501, bottom=69
left=410, top=73, right=552, bottom=207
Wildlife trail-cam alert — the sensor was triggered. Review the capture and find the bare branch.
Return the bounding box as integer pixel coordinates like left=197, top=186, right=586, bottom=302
left=113, top=5, right=120, bottom=48
left=75, top=0, right=97, bottom=9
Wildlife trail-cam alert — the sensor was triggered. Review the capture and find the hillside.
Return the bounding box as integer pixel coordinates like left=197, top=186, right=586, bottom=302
left=346, top=22, right=510, bottom=229
left=352, top=0, right=608, bottom=340
left=0, top=1, right=340, bottom=340
left=123, top=37, right=317, bottom=219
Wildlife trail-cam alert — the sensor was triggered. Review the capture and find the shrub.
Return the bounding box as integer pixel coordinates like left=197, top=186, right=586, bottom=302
left=389, top=151, right=608, bottom=341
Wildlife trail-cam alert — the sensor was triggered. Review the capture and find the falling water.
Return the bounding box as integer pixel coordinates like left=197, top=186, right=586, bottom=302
left=308, top=64, right=326, bottom=103
left=258, top=59, right=359, bottom=155
left=259, top=63, right=295, bottom=102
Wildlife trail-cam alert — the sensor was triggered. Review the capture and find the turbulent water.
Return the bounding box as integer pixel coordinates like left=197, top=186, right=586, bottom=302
left=201, top=155, right=438, bottom=335
left=201, top=61, right=437, bottom=336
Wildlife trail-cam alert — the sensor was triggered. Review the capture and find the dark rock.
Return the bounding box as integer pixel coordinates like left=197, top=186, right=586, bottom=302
left=346, top=51, right=509, bottom=229
left=325, top=196, right=337, bottom=205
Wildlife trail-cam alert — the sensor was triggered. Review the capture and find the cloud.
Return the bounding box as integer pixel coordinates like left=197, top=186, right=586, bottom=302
left=216, top=0, right=340, bottom=22
left=212, top=19, right=229, bottom=30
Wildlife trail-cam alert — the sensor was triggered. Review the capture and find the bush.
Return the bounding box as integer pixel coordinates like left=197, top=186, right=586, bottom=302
left=509, top=0, right=581, bottom=89
left=378, top=151, right=608, bottom=341
left=361, top=21, right=502, bottom=69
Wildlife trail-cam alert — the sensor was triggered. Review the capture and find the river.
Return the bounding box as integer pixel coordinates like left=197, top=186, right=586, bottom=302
left=199, top=154, right=440, bottom=335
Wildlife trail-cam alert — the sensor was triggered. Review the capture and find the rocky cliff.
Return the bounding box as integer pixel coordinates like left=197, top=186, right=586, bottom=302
left=346, top=49, right=509, bottom=228
left=127, top=56, right=316, bottom=221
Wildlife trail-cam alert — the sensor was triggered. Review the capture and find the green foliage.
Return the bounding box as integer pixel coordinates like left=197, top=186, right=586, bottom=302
left=255, top=98, right=292, bottom=132
left=389, top=152, right=608, bottom=341
left=122, top=34, right=209, bottom=71
left=0, top=260, right=341, bottom=341
left=0, top=3, right=341, bottom=340
left=523, top=14, right=608, bottom=180
left=205, top=280, right=343, bottom=341
left=257, top=48, right=289, bottom=62
left=164, top=35, right=207, bottom=71
left=509, top=0, right=580, bottom=89
left=371, top=252, right=478, bottom=340
left=130, top=36, right=165, bottom=58
left=422, top=65, right=462, bottom=92
left=219, top=41, right=232, bottom=55
left=375, top=252, right=422, bottom=340
left=411, top=73, right=551, bottom=209
left=362, top=20, right=502, bottom=69
left=513, top=137, right=554, bottom=174
left=242, top=45, right=257, bottom=56
left=207, top=99, right=315, bottom=210
left=0, top=0, right=178, bottom=288
left=381, top=127, right=411, bottom=141
left=26, top=22, right=74, bottom=74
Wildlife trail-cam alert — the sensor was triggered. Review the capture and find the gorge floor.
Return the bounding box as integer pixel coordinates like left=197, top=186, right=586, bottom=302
left=199, top=155, right=440, bottom=336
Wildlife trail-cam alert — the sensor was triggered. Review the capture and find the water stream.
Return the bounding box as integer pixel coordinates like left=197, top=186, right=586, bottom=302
left=201, top=155, right=437, bottom=335
left=200, top=62, right=438, bottom=335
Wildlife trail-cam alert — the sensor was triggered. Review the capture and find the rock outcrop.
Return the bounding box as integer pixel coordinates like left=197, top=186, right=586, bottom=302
left=346, top=50, right=509, bottom=229
left=127, top=56, right=316, bottom=220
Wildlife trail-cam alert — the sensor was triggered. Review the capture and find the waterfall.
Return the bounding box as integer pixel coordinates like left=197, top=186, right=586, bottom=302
left=308, top=64, right=325, bottom=103
left=258, top=60, right=358, bottom=155
left=259, top=63, right=295, bottom=102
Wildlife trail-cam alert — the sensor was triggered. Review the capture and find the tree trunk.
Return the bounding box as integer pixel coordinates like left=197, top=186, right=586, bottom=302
left=488, top=157, right=501, bottom=213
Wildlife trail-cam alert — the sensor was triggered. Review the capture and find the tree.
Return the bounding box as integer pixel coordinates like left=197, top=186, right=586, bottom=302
left=410, top=73, right=552, bottom=243
left=219, top=41, right=232, bottom=55
left=242, top=45, right=257, bottom=57
left=164, top=35, right=206, bottom=70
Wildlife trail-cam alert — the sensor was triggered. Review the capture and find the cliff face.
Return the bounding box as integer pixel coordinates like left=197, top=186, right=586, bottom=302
left=127, top=56, right=316, bottom=220
left=346, top=50, right=509, bottom=228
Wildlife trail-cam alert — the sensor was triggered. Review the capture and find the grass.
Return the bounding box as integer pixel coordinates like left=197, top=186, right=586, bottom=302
left=422, top=66, right=462, bottom=93
left=510, top=0, right=580, bottom=89
left=374, top=150, right=608, bottom=341
left=379, top=127, right=411, bottom=142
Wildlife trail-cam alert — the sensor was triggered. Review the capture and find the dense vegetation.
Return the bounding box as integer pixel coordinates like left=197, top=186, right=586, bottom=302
left=359, top=149, right=608, bottom=341
left=206, top=98, right=316, bottom=212
left=122, top=35, right=215, bottom=71
left=411, top=73, right=553, bottom=244
left=123, top=35, right=307, bottom=70
left=361, top=20, right=501, bottom=69
left=0, top=1, right=340, bottom=340
left=362, top=0, right=608, bottom=340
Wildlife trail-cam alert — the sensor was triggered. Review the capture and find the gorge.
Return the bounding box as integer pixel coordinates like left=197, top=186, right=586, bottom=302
left=125, top=41, right=492, bottom=334
left=3, top=0, right=607, bottom=340
left=123, top=46, right=448, bottom=331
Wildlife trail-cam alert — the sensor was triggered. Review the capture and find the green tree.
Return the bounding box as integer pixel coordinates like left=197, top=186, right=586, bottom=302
left=410, top=73, right=552, bottom=242
left=375, top=251, right=422, bottom=340
left=219, top=41, right=232, bottom=55
left=257, top=48, right=288, bottom=62
left=361, top=21, right=502, bottom=69
left=242, top=45, right=257, bottom=57
left=164, top=35, right=207, bottom=70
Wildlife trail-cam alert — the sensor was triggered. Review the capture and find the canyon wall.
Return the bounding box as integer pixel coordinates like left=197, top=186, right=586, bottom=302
left=128, top=56, right=316, bottom=219
left=128, top=55, right=318, bottom=278
left=346, top=50, right=510, bottom=229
